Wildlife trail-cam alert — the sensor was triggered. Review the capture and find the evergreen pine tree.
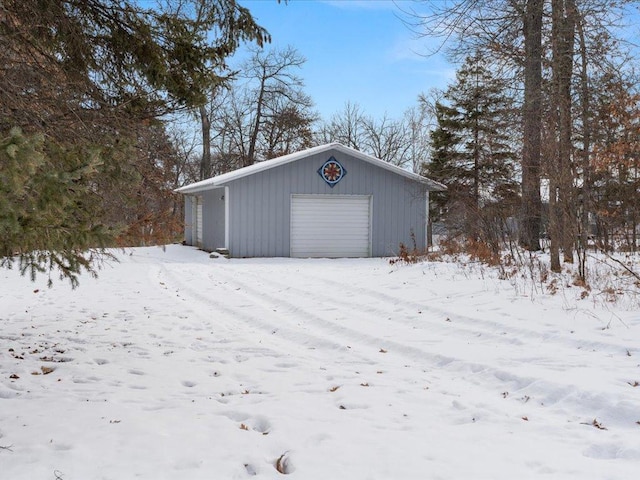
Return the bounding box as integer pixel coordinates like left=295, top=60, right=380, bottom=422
left=0, top=128, right=111, bottom=287
left=0, top=1, right=268, bottom=286
left=424, top=101, right=464, bottom=222
left=424, top=53, right=519, bottom=244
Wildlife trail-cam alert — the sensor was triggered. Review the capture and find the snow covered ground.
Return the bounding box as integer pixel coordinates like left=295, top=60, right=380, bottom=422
left=1, top=245, right=639, bottom=479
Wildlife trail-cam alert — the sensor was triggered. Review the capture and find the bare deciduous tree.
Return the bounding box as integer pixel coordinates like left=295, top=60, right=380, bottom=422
left=319, top=102, right=429, bottom=168
left=196, top=46, right=315, bottom=173
left=360, top=114, right=412, bottom=167
left=318, top=101, right=367, bottom=150
left=404, top=103, right=436, bottom=173
left=243, top=46, right=309, bottom=166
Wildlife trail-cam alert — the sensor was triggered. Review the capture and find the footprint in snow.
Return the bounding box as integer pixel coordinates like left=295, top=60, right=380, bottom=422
left=50, top=442, right=73, bottom=451
left=248, top=415, right=271, bottom=434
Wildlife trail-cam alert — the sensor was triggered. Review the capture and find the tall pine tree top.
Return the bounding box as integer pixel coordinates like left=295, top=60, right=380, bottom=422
left=424, top=53, right=519, bottom=238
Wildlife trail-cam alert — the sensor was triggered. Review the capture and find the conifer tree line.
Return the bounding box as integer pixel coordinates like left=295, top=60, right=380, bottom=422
left=1, top=0, right=639, bottom=285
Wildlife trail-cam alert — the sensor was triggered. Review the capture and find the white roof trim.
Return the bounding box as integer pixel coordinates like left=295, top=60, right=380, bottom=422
left=176, top=143, right=446, bottom=194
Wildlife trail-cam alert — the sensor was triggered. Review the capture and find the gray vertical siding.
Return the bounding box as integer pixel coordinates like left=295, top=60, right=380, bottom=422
left=184, top=195, right=193, bottom=245
left=201, top=187, right=226, bottom=252
left=223, top=149, right=428, bottom=257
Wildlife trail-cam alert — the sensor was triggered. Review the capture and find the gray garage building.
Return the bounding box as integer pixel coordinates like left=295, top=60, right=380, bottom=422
left=176, top=143, right=445, bottom=258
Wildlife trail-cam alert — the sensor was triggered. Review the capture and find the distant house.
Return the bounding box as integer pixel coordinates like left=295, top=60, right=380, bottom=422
left=176, top=143, right=445, bottom=258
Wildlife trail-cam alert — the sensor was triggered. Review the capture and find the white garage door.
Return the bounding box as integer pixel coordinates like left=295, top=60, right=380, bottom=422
left=290, top=195, right=371, bottom=258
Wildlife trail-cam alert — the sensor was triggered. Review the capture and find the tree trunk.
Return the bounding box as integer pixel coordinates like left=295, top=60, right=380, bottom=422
left=247, top=74, right=266, bottom=167
left=576, top=9, right=590, bottom=281
left=473, top=99, right=480, bottom=241
left=549, top=0, right=576, bottom=271
left=520, top=0, right=544, bottom=251
left=199, top=104, right=211, bottom=180
left=559, top=0, right=576, bottom=264
left=549, top=155, right=561, bottom=271
left=549, top=0, right=563, bottom=271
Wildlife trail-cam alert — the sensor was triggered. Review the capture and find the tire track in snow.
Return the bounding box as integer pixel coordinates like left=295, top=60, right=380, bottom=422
left=157, top=261, right=639, bottom=430
left=208, top=263, right=631, bottom=387
left=182, top=265, right=572, bottom=397
left=215, top=266, right=531, bottom=350
left=252, top=267, right=638, bottom=423
left=156, top=264, right=368, bottom=361
left=158, top=263, right=545, bottom=425
left=158, top=263, right=487, bottom=395
left=279, top=267, right=632, bottom=357
left=197, top=267, right=474, bottom=369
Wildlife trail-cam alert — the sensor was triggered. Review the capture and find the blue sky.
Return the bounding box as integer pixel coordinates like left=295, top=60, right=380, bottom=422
left=235, top=0, right=454, bottom=121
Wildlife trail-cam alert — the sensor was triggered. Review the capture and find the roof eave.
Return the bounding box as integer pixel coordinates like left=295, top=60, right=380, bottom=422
left=175, top=143, right=447, bottom=193
left=175, top=182, right=223, bottom=194
left=332, top=144, right=446, bottom=191
left=422, top=180, right=447, bottom=192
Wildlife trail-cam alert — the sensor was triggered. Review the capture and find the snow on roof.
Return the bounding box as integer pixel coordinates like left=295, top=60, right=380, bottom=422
left=176, top=143, right=446, bottom=194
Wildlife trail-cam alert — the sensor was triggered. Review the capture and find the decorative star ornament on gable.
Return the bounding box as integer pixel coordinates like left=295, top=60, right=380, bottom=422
left=318, top=156, right=347, bottom=188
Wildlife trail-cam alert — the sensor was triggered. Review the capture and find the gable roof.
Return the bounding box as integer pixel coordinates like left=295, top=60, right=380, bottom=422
left=176, top=143, right=446, bottom=194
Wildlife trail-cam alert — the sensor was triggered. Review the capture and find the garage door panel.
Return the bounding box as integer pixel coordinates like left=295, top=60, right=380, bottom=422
left=290, top=195, right=371, bottom=258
